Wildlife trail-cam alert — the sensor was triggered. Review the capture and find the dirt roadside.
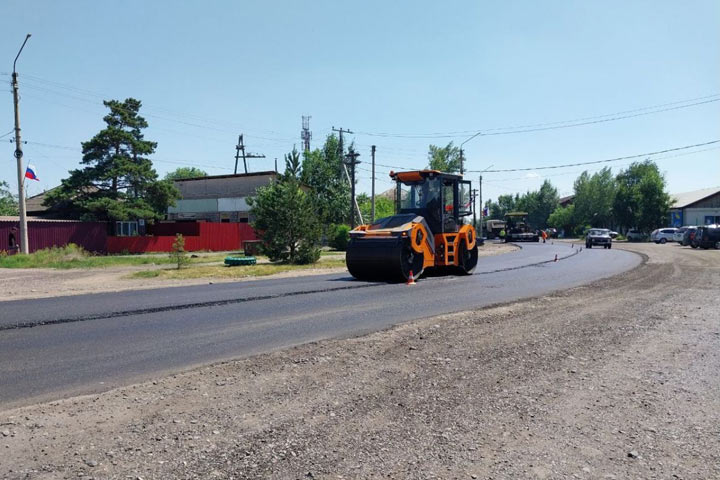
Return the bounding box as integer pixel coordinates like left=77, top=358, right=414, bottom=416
left=1, top=243, right=718, bottom=479
left=0, top=243, right=519, bottom=302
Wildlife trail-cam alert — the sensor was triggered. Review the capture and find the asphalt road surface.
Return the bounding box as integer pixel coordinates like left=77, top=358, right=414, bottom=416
left=0, top=242, right=639, bottom=408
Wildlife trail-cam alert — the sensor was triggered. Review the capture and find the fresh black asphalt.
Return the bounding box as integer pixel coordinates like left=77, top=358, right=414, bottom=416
left=0, top=242, right=640, bottom=408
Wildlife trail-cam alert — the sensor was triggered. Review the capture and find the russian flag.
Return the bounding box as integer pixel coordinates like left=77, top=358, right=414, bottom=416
left=25, top=164, right=39, bottom=181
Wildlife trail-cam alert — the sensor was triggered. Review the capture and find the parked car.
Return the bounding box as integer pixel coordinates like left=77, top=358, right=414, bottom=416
left=651, top=228, right=678, bottom=244
left=608, top=231, right=619, bottom=239
left=627, top=229, right=647, bottom=242
left=546, top=227, right=558, bottom=238
left=682, top=227, right=698, bottom=247
left=692, top=226, right=720, bottom=249
left=585, top=228, right=612, bottom=249
left=673, top=227, right=689, bottom=243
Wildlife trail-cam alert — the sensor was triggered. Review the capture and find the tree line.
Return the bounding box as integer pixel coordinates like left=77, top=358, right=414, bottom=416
left=482, top=162, right=672, bottom=235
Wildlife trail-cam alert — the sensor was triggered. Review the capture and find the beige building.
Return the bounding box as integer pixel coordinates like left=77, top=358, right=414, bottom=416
left=167, top=171, right=278, bottom=222
left=669, top=187, right=720, bottom=227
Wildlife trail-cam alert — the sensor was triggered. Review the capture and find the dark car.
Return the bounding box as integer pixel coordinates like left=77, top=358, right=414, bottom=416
left=692, top=226, right=720, bottom=249
left=585, top=228, right=612, bottom=249
left=682, top=227, right=698, bottom=246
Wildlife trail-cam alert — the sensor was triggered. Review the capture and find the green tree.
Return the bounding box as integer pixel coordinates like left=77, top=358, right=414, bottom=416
left=301, top=134, right=351, bottom=225
left=613, top=160, right=671, bottom=232
left=0, top=181, right=18, bottom=216
left=524, top=180, right=559, bottom=229
left=357, top=193, right=395, bottom=222
left=249, top=149, right=321, bottom=264
left=45, top=98, right=179, bottom=223
left=547, top=204, right=576, bottom=236
left=164, top=167, right=207, bottom=181
left=486, top=194, right=518, bottom=219
left=572, top=167, right=616, bottom=228
left=427, top=142, right=462, bottom=173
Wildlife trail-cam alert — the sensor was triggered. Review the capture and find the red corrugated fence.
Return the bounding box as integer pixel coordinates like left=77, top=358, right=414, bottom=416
left=0, top=219, right=108, bottom=253
left=106, top=222, right=257, bottom=253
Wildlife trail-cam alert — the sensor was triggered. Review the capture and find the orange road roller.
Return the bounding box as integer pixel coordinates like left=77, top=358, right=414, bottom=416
left=346, top=170, right=479, bottom=282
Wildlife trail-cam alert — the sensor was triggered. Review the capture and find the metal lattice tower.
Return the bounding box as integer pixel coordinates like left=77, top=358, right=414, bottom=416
left=301, top=115, right=312, bottom=152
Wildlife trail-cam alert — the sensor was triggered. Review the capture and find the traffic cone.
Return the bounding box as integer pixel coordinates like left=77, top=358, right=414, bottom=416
left=407, top=270, right=416, bottom=285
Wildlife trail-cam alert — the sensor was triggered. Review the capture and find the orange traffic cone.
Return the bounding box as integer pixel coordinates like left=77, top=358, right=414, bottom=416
left=407, top=270, right=416, bottom=285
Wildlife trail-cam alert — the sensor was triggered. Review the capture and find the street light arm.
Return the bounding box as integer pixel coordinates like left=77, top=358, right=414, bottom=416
left=13, top=34, right=31, bottom=74
left=460, top=130, right=483, bottom=148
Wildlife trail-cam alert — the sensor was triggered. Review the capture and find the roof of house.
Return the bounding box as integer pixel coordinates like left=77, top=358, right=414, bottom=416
left=559, top=195, right=575, bottom=206
left=671, top=186, right=720, bottom=209
left=26, top=188, right=55, bottom=213
left=172, top=171, right=278, bottom=183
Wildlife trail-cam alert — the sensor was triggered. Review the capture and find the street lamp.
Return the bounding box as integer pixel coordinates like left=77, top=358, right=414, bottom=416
left=477, top=163, right=494, bottom=239
left=458, top=130, right=483, bottom=175
left=12, top=33, right=31, bottom=254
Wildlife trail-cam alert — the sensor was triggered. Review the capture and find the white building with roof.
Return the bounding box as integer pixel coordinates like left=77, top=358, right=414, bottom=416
left=669, top=187, right=720, bottom=227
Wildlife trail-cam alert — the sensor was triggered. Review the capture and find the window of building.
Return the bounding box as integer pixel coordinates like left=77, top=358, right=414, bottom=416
left=115, top=221, right=139, bottom=236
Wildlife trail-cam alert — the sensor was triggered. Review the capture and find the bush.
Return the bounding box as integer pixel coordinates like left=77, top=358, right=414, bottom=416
left=169, top=234, right=190, bottom=269
left=329, top=224, right=351, bottom=251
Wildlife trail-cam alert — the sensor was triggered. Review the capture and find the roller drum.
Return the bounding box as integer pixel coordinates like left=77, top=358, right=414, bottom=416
left=346, top=236, right=424, bottom=282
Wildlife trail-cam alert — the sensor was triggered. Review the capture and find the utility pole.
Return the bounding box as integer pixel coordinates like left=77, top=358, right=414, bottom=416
left=345, top=149, right=361, bottom=228
left=459, top=148, right=464, bottom=175
left=12, top=34, right=31, bottom=255
left=371, top=145, right=376, bottom=223
left=478, top=175, right=484, bottom=239
left=471, top=188, right=478, bottom=228
left=332, top=126, right=352, bottom=161
left=234, top=134, right=265, bottom=174
left=301, top=116, right=312, bottom=152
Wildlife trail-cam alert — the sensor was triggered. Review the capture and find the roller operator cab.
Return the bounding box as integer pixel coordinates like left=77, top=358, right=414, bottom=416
left=346, top=170, right=478, bottom=282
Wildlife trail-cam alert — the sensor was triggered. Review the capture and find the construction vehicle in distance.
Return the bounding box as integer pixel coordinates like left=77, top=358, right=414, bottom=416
left=504, top=211, right=540, bottom=242
left=484, top=219, right=507, bottom=239
left=346, top=170, right=478, bottom=282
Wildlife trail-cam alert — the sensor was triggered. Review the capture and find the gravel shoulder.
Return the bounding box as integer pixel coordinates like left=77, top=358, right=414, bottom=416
left=2, top=243, right=718, bottom=479
left=0, top=243, right=519, bottom=302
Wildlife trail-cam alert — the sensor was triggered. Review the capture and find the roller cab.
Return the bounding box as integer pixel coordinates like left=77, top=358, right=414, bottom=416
left=346, top=170, right=478, bottom=282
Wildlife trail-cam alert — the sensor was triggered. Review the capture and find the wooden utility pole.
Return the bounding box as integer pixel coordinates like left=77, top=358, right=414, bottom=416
left=371, top=145, right=376, bottom=223
left=345, top=149, right=361, bottom=228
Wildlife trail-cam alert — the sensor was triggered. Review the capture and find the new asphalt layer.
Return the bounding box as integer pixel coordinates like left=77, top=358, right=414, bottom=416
left=0, top=242, right=640, bottom=408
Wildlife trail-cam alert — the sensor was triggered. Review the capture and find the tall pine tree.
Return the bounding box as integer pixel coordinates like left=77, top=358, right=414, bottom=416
left=45, top=98, right=178, bottom=224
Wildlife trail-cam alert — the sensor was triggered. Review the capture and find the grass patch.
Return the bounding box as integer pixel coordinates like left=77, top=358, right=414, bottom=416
left=0, top=244, right=238, bottom=269
left=129, top=258, right=347, bottom=280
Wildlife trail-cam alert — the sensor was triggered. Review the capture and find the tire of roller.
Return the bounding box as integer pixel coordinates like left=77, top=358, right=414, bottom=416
left=346, top=237, right=424, bottom=282
left=458, top=241, right=479, bottom=274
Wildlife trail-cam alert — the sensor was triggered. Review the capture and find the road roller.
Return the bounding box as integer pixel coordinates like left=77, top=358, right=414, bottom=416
left=346, top=170, right=478, bottom=282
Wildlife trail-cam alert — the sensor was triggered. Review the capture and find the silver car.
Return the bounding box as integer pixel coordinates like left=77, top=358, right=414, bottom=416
left=651, top=228, right=678, bottom=244
left=673, top=227, right=689, bottom=243
left=585, top=228, right=612, bottom=249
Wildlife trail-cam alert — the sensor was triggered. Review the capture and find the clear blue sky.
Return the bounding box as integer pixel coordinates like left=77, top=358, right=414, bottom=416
left=2, top=0, right=719, bottom=206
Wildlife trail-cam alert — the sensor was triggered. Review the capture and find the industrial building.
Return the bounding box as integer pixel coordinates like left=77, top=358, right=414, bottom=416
left=669, top=187, right=720, bottom=227
left=167, top=171, right=278, bottom=222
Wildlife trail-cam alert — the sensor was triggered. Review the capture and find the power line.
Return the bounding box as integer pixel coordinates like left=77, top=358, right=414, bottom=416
left=484, top=145, right=720, bottom=184
left=467, top=140, right=720, bottom=173
left=355, top=94, right=720, bottom=139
